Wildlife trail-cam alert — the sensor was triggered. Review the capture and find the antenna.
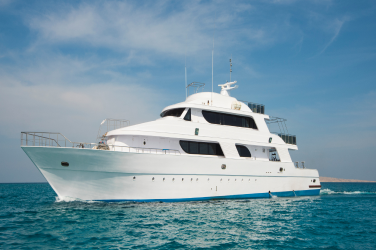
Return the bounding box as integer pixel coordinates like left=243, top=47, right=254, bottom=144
left=218, top=81, right=238, bottom=96
left=212, top=47, right=213, bottom=104
left=185, top=54, right=187, bottom=99
left=211, top=11, right=216, bottom=106
left=230, top=55, right=232, bottom=82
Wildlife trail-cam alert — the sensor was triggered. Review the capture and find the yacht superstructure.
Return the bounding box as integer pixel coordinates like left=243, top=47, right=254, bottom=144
left=21, top=81, right=320, bottom=201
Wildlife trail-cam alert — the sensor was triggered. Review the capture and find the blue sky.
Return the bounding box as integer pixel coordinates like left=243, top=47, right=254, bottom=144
left=0, top=0, right=375, bottom=182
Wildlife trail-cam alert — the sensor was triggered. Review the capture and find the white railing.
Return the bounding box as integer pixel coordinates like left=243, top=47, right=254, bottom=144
left=96, top=118, right=130, bottom=143
left=20, top=132, right=180, bottom=155
left=21, top=132, right=96, bottom=148
left=108, top=145, right=180, bottom=155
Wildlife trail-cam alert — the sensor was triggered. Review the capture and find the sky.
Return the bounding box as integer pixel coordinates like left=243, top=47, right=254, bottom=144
left=0, top=0, right=375, bottom=182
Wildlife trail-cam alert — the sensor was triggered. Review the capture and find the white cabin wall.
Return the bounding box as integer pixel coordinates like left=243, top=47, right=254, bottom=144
left=113, top=135, right=130, bottom=146
left=220, top=142, right=239, bottom=159
left=247, top=145, right=269, bottom=161
left=276, top=148, right=292, bottom=162
left=191, top=108, right=207, bottom=124
left=115, top=135, right=177, bottom=150
left=253, top=115, right=270, bottom=133
left=106, top=136, right=115, bottom=145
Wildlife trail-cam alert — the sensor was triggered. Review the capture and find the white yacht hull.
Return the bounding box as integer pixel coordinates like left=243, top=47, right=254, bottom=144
left=22, top=146, right=321, bottom=201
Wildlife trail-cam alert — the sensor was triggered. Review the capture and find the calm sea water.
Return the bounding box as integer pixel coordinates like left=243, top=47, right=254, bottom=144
left=1, top=183, right=376, bottom=249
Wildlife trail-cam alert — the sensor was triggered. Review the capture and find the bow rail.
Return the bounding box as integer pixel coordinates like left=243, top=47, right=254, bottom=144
left=20, top=132, right=180, bottom=155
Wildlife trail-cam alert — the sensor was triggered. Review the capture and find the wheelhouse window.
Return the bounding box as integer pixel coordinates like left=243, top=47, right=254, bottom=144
left=184, top=108, right=191, bottom=121
left=180, top=140, right=224, bottom=156
left=202, top=110, right=257, bottom=129
left=236, top=145, right=252, bottom=157
left=160, top=108, right=185, bottom=118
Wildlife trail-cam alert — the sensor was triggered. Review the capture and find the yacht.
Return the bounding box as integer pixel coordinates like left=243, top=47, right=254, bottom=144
left=21, top=81, right=321, bottom=201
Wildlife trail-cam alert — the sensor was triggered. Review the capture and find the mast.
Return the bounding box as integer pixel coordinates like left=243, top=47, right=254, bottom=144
left=185, top=55, right=187, bottom=99
left=211, top=11, right=216, bottom=106
left=230, top=55, right=232, bottom=82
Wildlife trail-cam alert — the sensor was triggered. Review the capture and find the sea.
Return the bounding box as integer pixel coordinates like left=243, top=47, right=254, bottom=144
left=1, top=183, right=376, bottom=249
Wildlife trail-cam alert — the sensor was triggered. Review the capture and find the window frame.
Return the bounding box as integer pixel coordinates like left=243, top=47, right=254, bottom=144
left=202, top=110, right=258, bottom=130
left=160, top=108, right=186, bottom=118
left=236, top=145, right=252, bottom=158
left=183, top=108, right=191, bottom=121
left=179, top=140, right=224, bottom=156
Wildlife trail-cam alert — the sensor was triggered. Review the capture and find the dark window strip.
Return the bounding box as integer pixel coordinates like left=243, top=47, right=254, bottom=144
left=184, top=108, right=191, bottom=121
left=160, top=108, right=185, bottom=118
left=202, top=110, right=257, bottom=129
left=179, top=140, right=224, bottom=156
left=236, top=145, right=252, bottom=157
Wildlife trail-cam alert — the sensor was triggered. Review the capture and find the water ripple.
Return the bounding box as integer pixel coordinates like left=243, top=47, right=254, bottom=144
left=1, top=183, right=376, bottom=249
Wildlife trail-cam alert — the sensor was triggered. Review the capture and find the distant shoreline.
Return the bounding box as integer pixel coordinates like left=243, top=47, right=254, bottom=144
left=320, top=177, right=376, bottom=183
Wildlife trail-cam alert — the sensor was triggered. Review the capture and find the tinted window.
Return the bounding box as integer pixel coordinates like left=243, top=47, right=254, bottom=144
left=160, top=108, right=185, bottom=118
left=180, top=141, right=189, bottom=152
left=179, top=140, right=224, bottom=156
left=202, top=110, right=257, bottom=129
left=184, top=108, right=191, bottom=121
left=236, top=145, right=252, bottom=157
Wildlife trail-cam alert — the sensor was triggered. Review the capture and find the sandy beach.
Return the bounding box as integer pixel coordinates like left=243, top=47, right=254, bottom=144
left=320, top=177, right=376, bottom=182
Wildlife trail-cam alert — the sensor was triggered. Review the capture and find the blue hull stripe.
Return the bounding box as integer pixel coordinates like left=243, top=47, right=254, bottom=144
left=95, top=189, right=320, bottom=202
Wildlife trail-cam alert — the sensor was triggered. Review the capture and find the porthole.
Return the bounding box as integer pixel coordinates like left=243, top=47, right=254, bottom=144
left=61, top=161, right=69, bottom=167
left=195, top=128, right=199, bottom=135
left=152, top=177, right=154, bottom=181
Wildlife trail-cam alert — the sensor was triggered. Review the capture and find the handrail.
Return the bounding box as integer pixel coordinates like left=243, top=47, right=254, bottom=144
left=20, top=132, right=180, bottom=155
left=21, top=132, right=96, bottom=148
left=108, top=145, right=180, bottom=155
left=271, top=132, right=297, bottom=145
left=239, top=100, right=265, bottom=114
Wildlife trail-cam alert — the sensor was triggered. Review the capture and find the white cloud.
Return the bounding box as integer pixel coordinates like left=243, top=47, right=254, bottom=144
left=317, top=18, right=346, bottom=55
left=0, top=0, right=14, bottom=7
left=0, top=55, right=164, bottom=142
left=28, top=2, right=211, bottom=55
left=27, top=1, right=274, bottom=57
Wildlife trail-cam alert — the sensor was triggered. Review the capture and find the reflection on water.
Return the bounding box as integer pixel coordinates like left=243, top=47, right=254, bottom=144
left=1, top=183, right=376, bottom=249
